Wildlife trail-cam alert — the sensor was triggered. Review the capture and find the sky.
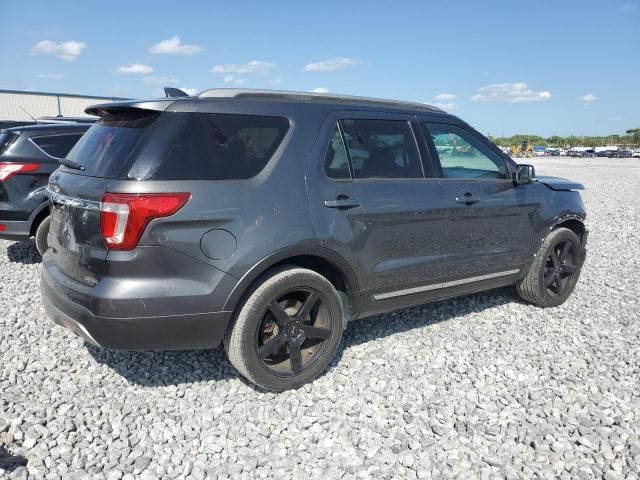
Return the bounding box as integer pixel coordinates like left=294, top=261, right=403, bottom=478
left=0, top=0, right=638, bottom=137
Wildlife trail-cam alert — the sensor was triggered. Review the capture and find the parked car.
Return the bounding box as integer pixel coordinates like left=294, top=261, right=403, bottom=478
left=632, top=149, right=640, bottom=158
left=41, top=89, right=588, bottom=391
left=0, top=123, right=91, bottom=255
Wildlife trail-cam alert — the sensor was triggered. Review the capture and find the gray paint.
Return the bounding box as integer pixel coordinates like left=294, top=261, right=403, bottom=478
left=40, top=92, right=587, bottom=350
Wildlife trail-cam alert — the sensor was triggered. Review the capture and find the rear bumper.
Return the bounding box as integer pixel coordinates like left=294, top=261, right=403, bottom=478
left=0, top=219, right=31, bottom=241
left=40, top=258, right=233, bottom=351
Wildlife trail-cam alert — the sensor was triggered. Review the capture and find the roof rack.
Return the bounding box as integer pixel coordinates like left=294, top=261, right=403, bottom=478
left=196, top=88, right=444, bottom=113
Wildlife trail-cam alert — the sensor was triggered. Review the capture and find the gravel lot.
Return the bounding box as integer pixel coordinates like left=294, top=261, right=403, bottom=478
left=1, top=156, right=639, bottom=479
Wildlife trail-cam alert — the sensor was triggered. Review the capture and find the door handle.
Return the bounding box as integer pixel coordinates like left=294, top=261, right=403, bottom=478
left=455, top=191, right=479, bottom=205
left=324, top=197, right=360, bottom=209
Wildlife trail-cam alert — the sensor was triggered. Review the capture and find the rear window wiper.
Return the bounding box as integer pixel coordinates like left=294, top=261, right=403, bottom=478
left=59, top=158, right=85, bottom=171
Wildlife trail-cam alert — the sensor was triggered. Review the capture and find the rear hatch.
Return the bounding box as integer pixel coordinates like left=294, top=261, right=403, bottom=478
left=47, top=108, right=163, bottom=285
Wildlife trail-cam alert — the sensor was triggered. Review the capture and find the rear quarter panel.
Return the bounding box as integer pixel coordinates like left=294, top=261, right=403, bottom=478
left=106, top=104, right=327, bottom=283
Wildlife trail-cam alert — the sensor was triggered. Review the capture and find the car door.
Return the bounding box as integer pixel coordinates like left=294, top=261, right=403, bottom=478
left=418, top=118, right=536, bottom=285
left=306, top=111, right=448, bottom=315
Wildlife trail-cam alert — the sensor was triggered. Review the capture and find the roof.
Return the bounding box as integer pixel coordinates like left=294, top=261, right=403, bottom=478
left=196, top=88, right=444, bottom=113
left=2, top=123, right=91, bottom=134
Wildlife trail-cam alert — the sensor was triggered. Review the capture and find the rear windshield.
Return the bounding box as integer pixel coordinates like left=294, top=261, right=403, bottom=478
left=31, top=133, right=84, bottom=159
left=64, top=111, right=289, bottom=180
left=65, top=111, right=159, bottom=178
left=0, top=132, right=19, bottom=155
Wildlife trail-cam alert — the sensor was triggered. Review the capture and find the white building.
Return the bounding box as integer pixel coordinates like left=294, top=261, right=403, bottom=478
left=0, top=89, right=128, bottom=123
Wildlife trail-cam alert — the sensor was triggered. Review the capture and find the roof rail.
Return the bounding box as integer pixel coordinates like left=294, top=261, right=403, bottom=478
left=196, top=88, right=444, bottom=112
left=36, top=116, right=97, bottom=124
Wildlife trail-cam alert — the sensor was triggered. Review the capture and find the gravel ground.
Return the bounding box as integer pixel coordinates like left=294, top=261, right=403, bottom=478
left=1, top=156, right=639, bottom=479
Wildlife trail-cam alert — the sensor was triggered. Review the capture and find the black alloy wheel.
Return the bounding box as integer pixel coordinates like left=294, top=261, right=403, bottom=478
left=543, top=239, right=579, bottom=297
left=516, top=227, right=585, bottom=307
left=256, top=288, right=334, bottom=376
left=225, top=267, right=344, bottom=391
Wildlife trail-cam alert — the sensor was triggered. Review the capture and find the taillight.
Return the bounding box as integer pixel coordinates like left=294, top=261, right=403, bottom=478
left=100, top=193, right=190, bottom=250
left=0, top=162, right=41, bottom=182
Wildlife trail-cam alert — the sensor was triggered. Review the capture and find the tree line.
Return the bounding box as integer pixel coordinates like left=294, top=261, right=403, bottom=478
left=487, top=128, right=640, bottom=148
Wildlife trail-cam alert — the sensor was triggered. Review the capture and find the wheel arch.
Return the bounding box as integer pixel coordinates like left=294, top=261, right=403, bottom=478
left=551, top=214, right=587, bottom=244
left=28, top=201, right=50, bottom=237
left=223, top=246, right=361, bottom=321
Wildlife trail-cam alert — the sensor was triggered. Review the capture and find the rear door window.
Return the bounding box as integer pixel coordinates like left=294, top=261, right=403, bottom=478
left=339, top=119, right=423, bottom=179
left=152, top=113, right=289, bottom=180
left=65, top=111, right=160, bottom=178
left=31, top=133, right=84, bottom=159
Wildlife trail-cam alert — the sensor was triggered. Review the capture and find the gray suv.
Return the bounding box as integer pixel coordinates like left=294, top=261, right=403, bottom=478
left=40, top=89, right=587, bottom=391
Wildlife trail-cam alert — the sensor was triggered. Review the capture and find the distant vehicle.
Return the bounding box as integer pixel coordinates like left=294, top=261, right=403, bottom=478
left=533, top=146, right=546, bottom=157
left=632, top=150, right=640, bottom=158
left=545, top=148, right=561, bottom=156
left=0, top=123, right=90, bottom=255
left=40, top=88, right=588, bottom=391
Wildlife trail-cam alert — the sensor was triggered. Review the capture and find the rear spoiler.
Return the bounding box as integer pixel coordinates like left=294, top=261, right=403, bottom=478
left=85, top=100, right=174, bottom=117
left=85, top=87, right=190, bottom=117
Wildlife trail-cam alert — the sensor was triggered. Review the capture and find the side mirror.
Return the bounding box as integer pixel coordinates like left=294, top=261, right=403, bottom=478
left=514, top=164, right=535, bottom=185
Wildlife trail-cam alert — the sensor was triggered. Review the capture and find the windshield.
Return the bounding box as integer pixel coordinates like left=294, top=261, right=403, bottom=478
left=65, top=111, right=159, bottom=178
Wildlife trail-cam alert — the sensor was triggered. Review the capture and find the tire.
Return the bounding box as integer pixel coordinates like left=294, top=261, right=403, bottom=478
left=516, top=227, right=584, bottom=307
left=34, top=215, right=51, bottom=257
left=224, top=266, right=344, bottom=391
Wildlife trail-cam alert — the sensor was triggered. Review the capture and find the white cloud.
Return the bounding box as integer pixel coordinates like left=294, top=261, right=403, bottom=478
left=223, top=75, right=247, bottom=85
left=180, top=87, right=198, bottom=96
left=270, top=78, right=283, bottom=85
left=303, top=57, right=361, bottom=72
left=31, top=40, right=86, bottom=61
left=149, top=36, right=203, bottom=55
left=433, top=102, right=458, bottom=110
left=117, top=63, right=154, bottom=74
left=211, top=60, right=275, bottom=75
left=434, top=93, right=456, bottom=101
left=143, top=75, right=179, bottom=85
left=580, top=93, right=598, bottom=103
left=310, top=87, right=329, bottom=93
left=471, top=82, right=551, bottom=103
left=37, top=73, right=64, bottom=80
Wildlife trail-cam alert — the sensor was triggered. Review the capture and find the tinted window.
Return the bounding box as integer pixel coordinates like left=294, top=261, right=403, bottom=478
left=66, top=111, right=159, bottom=178
left=31, top=133, right=83, bottom=159
left=324, top=125, right=350, bottom=179
left=340, top=119, right=422, bottom=179
left=153, top=113, right=289, bottom=180
left=424, top=123, right=507, bottom=179
left=0, top=132, right=19, bottom=155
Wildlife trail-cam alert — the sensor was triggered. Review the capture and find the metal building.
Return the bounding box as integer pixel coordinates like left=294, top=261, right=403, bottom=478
left=0, top=89, right=128, bottom=127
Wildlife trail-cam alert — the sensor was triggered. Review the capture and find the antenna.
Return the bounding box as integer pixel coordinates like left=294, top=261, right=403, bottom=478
left=19, top=105, right=37, bottom=122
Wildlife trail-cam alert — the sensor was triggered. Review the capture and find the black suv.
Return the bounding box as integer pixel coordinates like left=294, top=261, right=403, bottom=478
left=0, top=123, right=90, bottom=254
left=41, top=89, right=587, bottom=391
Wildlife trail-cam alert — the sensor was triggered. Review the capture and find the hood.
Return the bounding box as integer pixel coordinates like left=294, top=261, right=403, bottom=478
left=535, top=175, right=584, bottom=191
